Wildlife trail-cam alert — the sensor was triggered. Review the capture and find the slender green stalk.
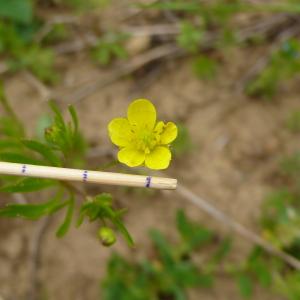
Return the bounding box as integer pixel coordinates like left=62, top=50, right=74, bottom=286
left=0, top=82, right=25, bottom=136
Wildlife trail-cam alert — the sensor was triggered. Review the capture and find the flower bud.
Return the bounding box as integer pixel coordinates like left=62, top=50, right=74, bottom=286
left=44, top=125, right=61, bottom=144
left=98, top=227, right=116, bottom=246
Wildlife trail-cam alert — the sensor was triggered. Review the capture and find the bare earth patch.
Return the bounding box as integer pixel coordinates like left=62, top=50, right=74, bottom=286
left=1, top=44, right=298, bottom=299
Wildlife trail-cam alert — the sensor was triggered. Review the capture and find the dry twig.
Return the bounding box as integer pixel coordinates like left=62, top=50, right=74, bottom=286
left=0, top=62, right=9, bottom=75
left=57, top=43, right=183, bottom=104
left=86, top=145, right=300, bottom=270
left=236, top=21, right=300, bottom=93
left=34, top=15, right=79, bottom=42
left=176, top=184, right=300, bottom=270
left=22, top=71, right=52, bottom=100
left=27, top=216, right=52, bottom=300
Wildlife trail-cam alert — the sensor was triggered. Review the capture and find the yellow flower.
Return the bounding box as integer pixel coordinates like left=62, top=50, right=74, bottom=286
left=108, top=99, right=177, bottom=170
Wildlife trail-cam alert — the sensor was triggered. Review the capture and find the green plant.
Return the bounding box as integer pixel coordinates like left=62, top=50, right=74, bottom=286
left=55, top=0, right=110, bottom=10
left=102, top=210, right=227, bottom=300
left=0, top=84, right=133, bottom=245
left=172, top=123, right=193, bottom=157
left=286, top=110, right=300, bottom=133
left=274, top=270, right=300, bottom=300
left=102, top=208, right=284, bottom=300
left=246, top=39, right=300, bottom=98
left=176, top=21, right=203, bottom=54
left=91, top=31, right=129, bottom=66
left=0, top=0, right=108, bottom=82
left=256, top=150, right=300, bottom=300
left=192, top=55, right=218, bottom=80
left=0, top=0, right=33, bottom=24
left=139, top=1, right=300, bottom=99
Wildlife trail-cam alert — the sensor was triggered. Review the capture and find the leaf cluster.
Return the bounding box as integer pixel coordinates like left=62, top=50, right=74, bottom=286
left=77, top=193, right=134, bottom=246
left=91, top=31, right=129, bottom=66
left=257, top=150, right=300, bottom=299
left=141, top=0, right=300, bottom=96
left=102, top=210, right=231, bottom=300
left=246, top=39, right=300, bottom=98
left=0, top=90, right=131, bottom=244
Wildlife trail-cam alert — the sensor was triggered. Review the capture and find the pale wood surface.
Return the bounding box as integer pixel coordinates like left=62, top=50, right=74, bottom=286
left=0, top=162, right=177, bottom=190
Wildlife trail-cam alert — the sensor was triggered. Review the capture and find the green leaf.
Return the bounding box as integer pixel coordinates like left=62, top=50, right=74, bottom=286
left=0, top=0, right=33, bottom=23
left=280, top=152, right=300, bottom=177
left=0, top=177, right=56, bottom=193
left=35, top=114, right=52, bottom=140
left=46, top=101, right=85, bottom=160
left=94, top=193, right=113, bottom=206
left=213, top=237, right=232, bottom=262
left=149, top=229, right=174, bottom=265
left=172, top=124, right=192, bottom=156
left=286, top=110, right=300, bottom=133
left=68, top=105, right=79, bottom=133
left=247, top=247, right=272, bottom=287
left=111, top=44, right=128, bottom=60
left=77, top=193, right=133, bottom=246
left=0, top=197, right=66, bottom=219
left=192, top=56, right=218, bottom=80
left=22, top=140, right=61, bottom=166
left=0, top=84, right=24, bottom=137
left=112, top=216, right=134, bottom=247
left=177, top=21, right=203, bottom=53
left=251, top=259, right=272, bottom=287
left=45, top=101, right=70, bottom=153
left=91, top=31, right=129, bottom=65
left=18, top=46, right=57, bottom=84
left=49, top=100, right=66, bottom=130
left=237, top=273, right=253, bottom=298
left=274, top=271, right=300, bottom=300
left=0, top=152, right=44, bottom=165
left=0, top=117, right=23, bottom=138
left=0, top=139, right=21, bottom=150
left=103, top=204, right=134, bottom=247
left=195, top=273, right=214, bottom=288
left=56, top=195, right=75, bottom=238
left=140, top=2, right=200, bottom=12
left=92, top=47, right=111, bottom=65
left=176, top=209, right=213, bottom=249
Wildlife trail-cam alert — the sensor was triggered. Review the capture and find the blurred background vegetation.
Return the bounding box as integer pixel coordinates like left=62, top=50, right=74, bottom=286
left=1, top=0, right=300, bottom=300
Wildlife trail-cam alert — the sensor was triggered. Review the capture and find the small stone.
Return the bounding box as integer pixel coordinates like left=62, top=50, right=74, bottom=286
left=125, top=35, right=150, bottom=56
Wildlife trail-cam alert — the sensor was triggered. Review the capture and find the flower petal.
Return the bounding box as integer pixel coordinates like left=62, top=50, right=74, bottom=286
left=127, top=99, right=156, bottom=130
left=118, top=147, right=145, bottom=167
left=145, top=146, right=171, bottom=170
left=160, top=122, right=178, bottom=144
left=108, top=118, right=133, bottom=147
left=154, top=121, right=165, bottom=134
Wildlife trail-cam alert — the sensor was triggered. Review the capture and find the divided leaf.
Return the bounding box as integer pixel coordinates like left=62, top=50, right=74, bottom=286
left=22, top=139, right=61, bottom=166
left=77, top=193, right=133, bottom=246
left=0, top=0, right=33, bottom=23
left=0, top=196, right=65, bottom=219
left=176, top=209, right=214, bottom=249
left=0, top=152, right=44, bottom=165
left=56, top=195, right=75, bottom=238
left=0, top=177, right=56, bottom=193
left=236, top=273, right=253, bottom=299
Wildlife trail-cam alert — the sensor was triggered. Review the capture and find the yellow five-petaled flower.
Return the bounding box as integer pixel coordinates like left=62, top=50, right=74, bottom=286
left=108, top=99, right=177, bottom=170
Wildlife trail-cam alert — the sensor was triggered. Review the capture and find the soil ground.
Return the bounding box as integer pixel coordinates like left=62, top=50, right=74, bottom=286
left=1, top=3, right=299, bottom=300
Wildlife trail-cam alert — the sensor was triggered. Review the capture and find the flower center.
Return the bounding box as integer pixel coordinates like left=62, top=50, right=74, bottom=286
left=134, top=127, right=158, bottom=154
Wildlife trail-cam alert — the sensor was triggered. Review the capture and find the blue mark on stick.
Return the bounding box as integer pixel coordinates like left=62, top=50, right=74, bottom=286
left=145, top=176, right=152, bottom=188
left=82, top=170, right=88, bottom=182
left=21, top=165, right=27, bottom=174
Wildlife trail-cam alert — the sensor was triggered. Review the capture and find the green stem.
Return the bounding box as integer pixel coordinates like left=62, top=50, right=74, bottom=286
left=60, top=181, right=87, bottom=199
left=0, top=82, right=25, bottom=137
left=95, top=159, right=119, bottom=171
